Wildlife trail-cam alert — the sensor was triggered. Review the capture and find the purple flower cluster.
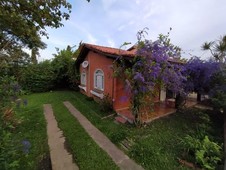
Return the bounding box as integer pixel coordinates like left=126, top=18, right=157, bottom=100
left=22, top=139, right=31, bottom=154
left=184, top=57, right=221, bottom=94
left=131, top=38, right=186, bottom=97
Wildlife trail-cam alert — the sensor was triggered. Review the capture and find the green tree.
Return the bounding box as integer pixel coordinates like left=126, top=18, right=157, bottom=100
left=52, top=45, right=79, bottom=89
left=202, top=35, right=226, bottom=63
left=31, top=47, right=39, bottom=64
left=0, top=0, right=72, bottom=60
left=202, top=35, right=226, bottom=169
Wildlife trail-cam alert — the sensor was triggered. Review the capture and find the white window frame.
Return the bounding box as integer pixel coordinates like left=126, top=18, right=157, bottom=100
left=81, top=71, right=86, bottom=86
left=94, top=69, right=104, bottom=91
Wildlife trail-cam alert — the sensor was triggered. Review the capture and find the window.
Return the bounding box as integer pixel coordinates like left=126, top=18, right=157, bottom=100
left=94, top=69, right=104, bottom=90
left=81, top=71, right=86, bottom=86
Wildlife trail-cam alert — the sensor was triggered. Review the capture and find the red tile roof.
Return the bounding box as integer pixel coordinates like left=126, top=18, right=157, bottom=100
left=77, top=43, right=184, bottom=64
left=82, top=43, right=136, bottom=57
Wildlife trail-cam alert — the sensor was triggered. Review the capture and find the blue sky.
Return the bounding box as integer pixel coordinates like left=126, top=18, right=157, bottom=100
left=39, top=0, right=226, bottom=61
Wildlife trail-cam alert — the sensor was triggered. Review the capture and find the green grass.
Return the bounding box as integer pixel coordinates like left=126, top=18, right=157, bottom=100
left=16, top=91, right=118, bottom=170
left=52, top=102, right=119, bottom=169
left=68, top=92, right=223, bottom=170
left=13, top=94, right=51, bottom=169
left=14, top=91, right=223, bottom=170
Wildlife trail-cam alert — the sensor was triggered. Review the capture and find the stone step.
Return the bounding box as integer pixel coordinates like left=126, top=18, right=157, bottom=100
left=115, top=116, right=127, bottom=124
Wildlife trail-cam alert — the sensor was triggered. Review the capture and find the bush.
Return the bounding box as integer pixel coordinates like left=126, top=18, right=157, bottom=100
left=67, top=61, right=80, bottom=90
left=0, top=76, right=25, bottom=169
left=20, top=61, right=56, bottom=92
left=0, top=76, right=22, bottom=107
left=0, top=127, right=21, bottom=169
left=181, top=135, right=222, bottom=170
left=99, top=94, right=113, bottom=113
left=109, top=130, right=126, bottom=143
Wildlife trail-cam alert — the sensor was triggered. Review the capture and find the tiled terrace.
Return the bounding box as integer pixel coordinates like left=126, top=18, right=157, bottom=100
left=116, top=97, right=197, bottom=124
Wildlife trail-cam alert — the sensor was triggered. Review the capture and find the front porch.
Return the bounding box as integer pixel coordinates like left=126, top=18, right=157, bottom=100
left=115, top=97, right=197, bottom=124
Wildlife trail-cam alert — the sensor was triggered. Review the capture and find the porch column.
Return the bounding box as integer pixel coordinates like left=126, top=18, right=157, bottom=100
left=160, top=88, right=166, bottom=102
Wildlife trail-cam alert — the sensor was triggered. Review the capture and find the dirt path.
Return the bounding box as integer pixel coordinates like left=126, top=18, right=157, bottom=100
left=43, top=104, right=79, bottom=170
left=63, top=101, right=144, bottom=170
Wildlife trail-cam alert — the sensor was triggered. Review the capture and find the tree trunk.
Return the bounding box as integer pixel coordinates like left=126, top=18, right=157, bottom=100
left=197, top=93, right=201, bottom=102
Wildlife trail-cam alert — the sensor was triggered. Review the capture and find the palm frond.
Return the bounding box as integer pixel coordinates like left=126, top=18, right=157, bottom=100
left=201, top=41, right=214, bottom=50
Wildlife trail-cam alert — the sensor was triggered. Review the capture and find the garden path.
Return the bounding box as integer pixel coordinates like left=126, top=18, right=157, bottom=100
left=43, top=104, right=79, bottom=170
left=63, top=101, right=144, bottom=170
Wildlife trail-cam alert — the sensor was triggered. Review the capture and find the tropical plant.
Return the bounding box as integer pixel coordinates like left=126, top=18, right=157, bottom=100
left=52, top=45, right=79, bottom=89
left=202, top=35, right=226, bottom=63
left=201, top=35, right=226, bottom=169
left=181, top=135, right=222, bottom=170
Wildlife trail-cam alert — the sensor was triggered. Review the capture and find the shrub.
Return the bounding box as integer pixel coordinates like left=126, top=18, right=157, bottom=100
left=67, top=61, right=80, bottom=90
left=181, top=135, right=222, bottom=170
left=0, top=76, right=22, bottom=107
left=0, top=127, right=21, bottom=169
left=20, top=61, right=56, bottom=92
left=99, top=94, right=113, bottom=113
left=109, top=130, right=126, bottom=143
left=85, top=96, right=94, bottom=101
left=0, top=76, right=25, bottom=169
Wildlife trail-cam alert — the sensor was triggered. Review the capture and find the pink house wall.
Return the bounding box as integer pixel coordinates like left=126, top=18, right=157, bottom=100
left=79, top=51, right=131, bottom=110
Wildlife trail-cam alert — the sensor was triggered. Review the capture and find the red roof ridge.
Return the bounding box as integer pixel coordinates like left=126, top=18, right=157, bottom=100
left=79, top=43, right=184, bottom=64
left=82, top=43, right=136, bottom=57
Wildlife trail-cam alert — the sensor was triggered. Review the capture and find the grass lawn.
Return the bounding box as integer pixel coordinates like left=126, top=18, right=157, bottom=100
left=14, top=90, right=223, bottom=170
left=15, top=91, right=118, bottom=170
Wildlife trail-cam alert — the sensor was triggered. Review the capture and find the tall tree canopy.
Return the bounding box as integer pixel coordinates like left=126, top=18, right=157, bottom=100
left=0, top=0, right=72, bottom=59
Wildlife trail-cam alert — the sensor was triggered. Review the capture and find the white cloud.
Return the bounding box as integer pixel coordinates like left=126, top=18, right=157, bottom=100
left=87, top=34, right=98, bottom=44
left=107, top=39, right=116, bottom=47
left=39, top=0, right=226, bottom=61
left=135, top=0, right=141, bottom=5
left=117, top=24, right=126, bottom=31
left=101, top=0, right=117, bottom=11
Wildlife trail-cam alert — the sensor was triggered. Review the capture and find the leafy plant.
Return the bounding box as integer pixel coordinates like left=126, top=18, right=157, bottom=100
left=20, top=61, right=56, bottom=92
left=0, top=76, right=22, bottom=107
left=109, top=130, right=126, bottom=143
left=0, top=76, right=25, bottom=170
left=99, top=94, right=113, bottom=113
left=181, top=135, right=222, bottom=170
left=0, top=128, right=20, bottom=169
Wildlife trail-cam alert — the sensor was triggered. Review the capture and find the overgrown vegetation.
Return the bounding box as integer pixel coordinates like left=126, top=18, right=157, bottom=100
left=99, top=94, right=113, bottom=113
left=20, top=60, right=56, bottom=92
left=1, top=90, right=223, bottom=169
left=181, top=135, right=222, bottom=170
left=10, top=45, right=80, bottom=93
left=0, top=76, right=49, bottom=170
left=66, top=91, right=224, bottom=169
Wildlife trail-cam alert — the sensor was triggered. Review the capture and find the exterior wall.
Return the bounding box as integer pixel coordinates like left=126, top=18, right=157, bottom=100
left=113, top=78, right=130, bottom=111
left=79, top=56, right=89, bottom=96
left=79, top=50, right=162, bottom=111
left=80, top=51, right=114, bottom=101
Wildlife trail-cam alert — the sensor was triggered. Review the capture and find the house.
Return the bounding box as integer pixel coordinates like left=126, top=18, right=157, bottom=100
left=76, top=43, right=171, bottom=113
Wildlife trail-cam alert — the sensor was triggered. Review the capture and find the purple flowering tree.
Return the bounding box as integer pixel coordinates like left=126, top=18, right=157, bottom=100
left=184, top=57, right=221, bottom=101
left=115, top=30, right=187, bottom=125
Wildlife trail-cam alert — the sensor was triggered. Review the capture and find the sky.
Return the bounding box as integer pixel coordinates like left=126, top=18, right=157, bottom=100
left=38, top=0, right=226, bottom=62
